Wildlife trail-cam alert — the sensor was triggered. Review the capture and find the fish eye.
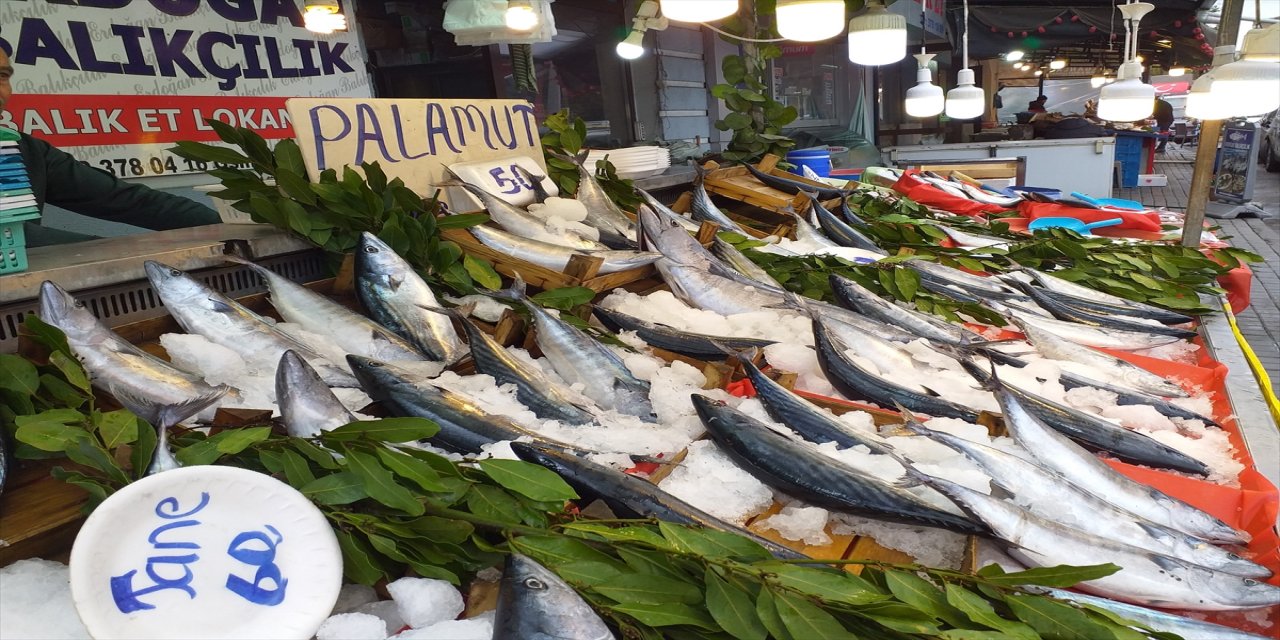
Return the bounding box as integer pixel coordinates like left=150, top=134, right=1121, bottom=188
left=522, top=577, right=546, bottom=590
left=73, top=301, right=85, bottom=309
left=1244, top=579, right=1258, bottom=586
left=168, top=268, right=181, bottom=276
left=1228, top=553, right=1242, bottom=560
left=369, top=361, right=383, bottom=368
left=363, top=245, right=379, bottom=253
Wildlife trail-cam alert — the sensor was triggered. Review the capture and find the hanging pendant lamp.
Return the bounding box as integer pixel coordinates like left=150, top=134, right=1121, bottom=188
left=905, top=53, right=945, bottom=117
left=777, top=0, right=846, bottom=42
left=847, top=1, right=907, bottom=66
left=1097, top=1, right=1155, bottom=122
left=1210, top=23, right=1280, bottom=117
left=660, top=0, right=737, bottom=23
left=945, top=0, right=983, bottom=119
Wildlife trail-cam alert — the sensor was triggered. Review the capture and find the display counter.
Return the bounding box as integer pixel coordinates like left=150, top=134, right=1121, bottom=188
left=882, top=137, right=1117, bottom=196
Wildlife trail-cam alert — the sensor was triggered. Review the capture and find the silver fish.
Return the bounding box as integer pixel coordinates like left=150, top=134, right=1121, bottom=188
left=958, top=182, right=1024, bottom=208
left=494, top=553, right=614, bottom=640
left=637, top=188, right=702, bottom=233
left=355, top=232, right=467, bottom=365
left=38, top=280, right=230, bottom=429
left=914, top=469, right=1280, bottom=611
left=1036, top=588, right=1274, bottom=640
left=996, top=384, right=1249, bottom=544
left=468, top=224, right=660, bottom=274
left=711, top=238, right=785, bottom=289
left=556, top=150, right=637, bottom=247
left=637, top=205, right=716, bottom=270
left=994, top=302, right=1182, bottom=351
left=276, top=350, right=357, bottom=438
left=1013, top=316, right=1189, bottom=398
left=689, top=164, right=750, bottom=236
left=445, top=175, right=604, bottom=250
left=656, top=259, right=786, bottom=316
left=227, top=256, right=426, bottom=363
left=143, top=261, right=358, bottom=387
left=903, top=417, right=1269, bottom=578
left=493, top=276, right=654, bottom=420
left=829, top=273, right=986, bottom=346
left=932, top=223, right=1011, bottom=249
left=788, top=205, right=840, bottom=249
left=513, top=165, right=552, bottom=204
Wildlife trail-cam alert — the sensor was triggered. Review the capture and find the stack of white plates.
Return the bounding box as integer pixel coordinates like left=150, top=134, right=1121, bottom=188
left=584, top=146, right=671, bottom=179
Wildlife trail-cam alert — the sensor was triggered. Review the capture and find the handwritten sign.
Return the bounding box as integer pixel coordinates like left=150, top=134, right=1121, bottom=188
left=448, top=155, right=559, bottom=209
left=70, top=466, right=340, bottom=640
left=286, top=98, right=546, bottom=207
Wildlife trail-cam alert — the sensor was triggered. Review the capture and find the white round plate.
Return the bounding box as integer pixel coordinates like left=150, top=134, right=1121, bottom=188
left=69, top=466, right=342, bottom=640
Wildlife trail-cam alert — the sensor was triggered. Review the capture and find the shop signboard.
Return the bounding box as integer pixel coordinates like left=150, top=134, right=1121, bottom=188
left=893, top=0, right=947, bottom=39
left=285, top=98, right=544, bottom=205
left=0, top=1, right=371, bottom=179
left=1213, top=121, right=1259, bottom=204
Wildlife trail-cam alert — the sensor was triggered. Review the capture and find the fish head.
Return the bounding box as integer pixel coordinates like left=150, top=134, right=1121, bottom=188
left=495, top=554, right=611, bottom=639
left=143, top=261, right=207, bottom=307
left=37, top=281, right=101, bottom=342
left=1194, top=574, right=1280, bottom=609
left=509, top=441, right=572, bottom=474
left=356, top=232, right=408, bottom=284
left=345, top=354, right=407, bottom=400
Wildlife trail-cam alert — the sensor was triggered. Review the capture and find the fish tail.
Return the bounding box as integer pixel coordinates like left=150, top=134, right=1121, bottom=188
left=691, top=161, right=707, bottom=186
left=707, top=339, right=759, bottom=363
left=514, top=164, right=546, bottom=183
left=112, top=384, right=230, bottom=429
left=223, top=254, right=273, bottom=278
left=486, top=272, right=529, bottom=302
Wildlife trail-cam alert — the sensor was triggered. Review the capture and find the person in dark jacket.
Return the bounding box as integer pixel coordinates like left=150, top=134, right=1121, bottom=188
left=0, top=48, right=220, bottom=247
left=1153, top=97, right=1175, bottom=152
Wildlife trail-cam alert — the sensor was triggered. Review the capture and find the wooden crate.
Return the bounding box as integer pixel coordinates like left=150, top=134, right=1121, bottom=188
left=668, top=192, right=795, bottom=241
left=441, top=228, right=657, bottom=294
left=702, top=155, right=843, bottom=216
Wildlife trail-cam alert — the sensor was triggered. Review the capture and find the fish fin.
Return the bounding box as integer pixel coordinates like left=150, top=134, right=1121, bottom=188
left=1135, top=521, right=1176, bottom=542
left=208, top=298, right=237, bottom=314
left=1149, top=554, right=1189, bottom=572
left=575, top=148, right=590, bottom=166
left=707, top=339, right=759, bottom=363
left=414, top=301, right=474, bottom=321
left=222, top=253, right=269, bottom=275
left=111, top=384, right=230, bottom=429
left=514, top=164, right=546, bottom=183
left=919, top=385, right=942, bottom=398
left=891, top=401, right=929, bottom=427
left=387, top=275, right=404, bottom=292
left=485, top=272, right=528, bottom=302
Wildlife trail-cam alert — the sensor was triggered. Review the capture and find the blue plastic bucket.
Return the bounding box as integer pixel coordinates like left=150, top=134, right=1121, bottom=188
left=786, top=148, right=832, bottom=178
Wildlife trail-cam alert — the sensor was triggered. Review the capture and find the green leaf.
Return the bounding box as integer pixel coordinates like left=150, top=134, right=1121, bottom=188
left=300, top=471, right=369, bottom=505
left=215, top=426, right=272, bottom=454
left=335, top=530, right=387, bottom=585
left=555, top=560, right=623, bottom=587
left=130, top=419, right=157, bottom=479
left=438, top=213, right=491, bottom=230
left=275, top=169, right=317, bottom=206
left=609, top=602, right=717, bottom=629
left=531, top=286, right=596, bottom=310
left=430, top=240, right=465, bottom=274
left=342, top=445, right=424, bottom=515
left=723, top=112, right=753, bottom=130
left=705, top=569, right=767, bottom=640
left=893, top=268, right=920, bottom=300
left=0, top=354, right=39, bottom=396
left=774, top=591, right=850, bottom=640
left=658, top=522, right=771, bottom=561
left=944, top=583, right=1037, bottom=638
left=466, top=484, right=524, bottom=524
left=65, top=438, right=130, bottom=485
left=722, top=55, right=747, bottom=84
left=850, top=601, right=943, bottom=634
left=280, top=199, right=314, bottom=238
left=22, top=315, right=71, bottom=355
left=323, top=417, right=439, bottom=443
left=562, top=524, right=670, bottom=549
left=15, top=411, right=89, bottom=451
left=48, top=351, right=91, bottom=392
left=982, top=564, right=1121, bottom=588
left=170, top=140, right=252, bottom=166
left=292, top=438, right=342, bottom=470
left=755, top=589, right=795, bottom=640
left=511, top=535, right=623, bottom=569
left=277, top=449, right=316, bottom=486
left=50, top=466, right=111, bottom=504
left=761, top=563, right=886, bottom=605
left=1004, top=594, right=1123, bottom=640
left=403, top=516, right=475, bottom=544
left=463, top=255, right=503, bottom=290
left=595, top=573, right=703, bottom=605
left=38, top=374, right=87, bottom=409
left=478, top=459, right=578, bottom=502
left=374, top=447, right=446, bottom=492
left=559, top=126, right=584, bottom=153
left=273, top=138, right=306, bottom=176
left=617, top=547, right=686, bottom=581
left=94, top=410, right=138, bottom=449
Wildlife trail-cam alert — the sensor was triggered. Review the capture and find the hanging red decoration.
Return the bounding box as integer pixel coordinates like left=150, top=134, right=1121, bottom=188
left=1195, top=33, right=1205, bottom=40
left=1070, top=14, right=1079, bottom=22
left=1037, top=26, right=1046, bottom=33
left=1088, top=26, right=1097, bottom=33
left=991, top=26, right=998, bottom=32
left=1188, top=15, right=1196, bottom=23
left=1174, top=20, right=1182, bottom=28
left=1054, top=16, right=1063, bottom=24
left=1008, top=31, right=1015, bottom=38
left=1021, top=31, right=1028, bottom=37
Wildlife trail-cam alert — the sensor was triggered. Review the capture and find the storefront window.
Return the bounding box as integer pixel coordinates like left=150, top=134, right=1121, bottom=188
left=771, top=43, right=852, bottom=128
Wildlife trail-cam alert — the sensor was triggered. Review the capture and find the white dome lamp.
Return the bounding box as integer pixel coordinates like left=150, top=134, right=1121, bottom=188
left=848, top=0, right=907, bottom=66
left=504, top=0, right=539, bottom=31
left=1185, top=67, right=1230, bottom=120
left=1210, top=22, right=1280, bottom=117
left=660, top=0, right=737, bottom=23
left=1097, top=1, right=1156, bottom=122
left=616, top=0, right=668, bottom=60
left=945, top=0, right=984, bottom=119
left=777, top=0, right=846, bottom=42
left=905, top=53, right=945, bottom=117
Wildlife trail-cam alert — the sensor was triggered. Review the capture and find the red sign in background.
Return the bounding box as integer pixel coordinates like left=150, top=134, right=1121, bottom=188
left=1, top=94, right=296, bottom=147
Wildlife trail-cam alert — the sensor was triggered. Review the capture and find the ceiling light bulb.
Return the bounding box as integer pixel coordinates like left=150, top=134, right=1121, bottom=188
left=1098, top=61, right=1155, bottom=121
left=1208, top=24, right=1280, bottom=116
left=847, top=2, right=907, bottom=66
left=660, top=0, right=737, bottom=22
left=616, top=30, right=646, bottom=60
left=1168, top=67, right=1186, bottom=76
left=505, top=0, right=539, bottom=31
left=776, top=0, right=845, bottom=42
left=1186, top=69, right=1230, bottom=119
left=1005, top=50, right=1025, bottom=62
left=905, top=53, right=945, bottom=117
left=945, top=68, right=984, bottom=119
left=1034, top=69, right=1043, bottom=76
left=304, top=6, right=346, bottom=34
left=1049, top=59, right=1067, bottom=70
left=1091, top=75, right=1106, bottom=88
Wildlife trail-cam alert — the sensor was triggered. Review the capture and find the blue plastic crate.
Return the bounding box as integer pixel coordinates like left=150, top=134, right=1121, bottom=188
left=0, top=242, right=28, bottom=274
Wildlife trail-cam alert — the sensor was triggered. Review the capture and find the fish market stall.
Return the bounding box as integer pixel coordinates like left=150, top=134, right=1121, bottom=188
left=2, top=97, right=1278, bottom=640
left=882, top=137, right=1118, bottom=197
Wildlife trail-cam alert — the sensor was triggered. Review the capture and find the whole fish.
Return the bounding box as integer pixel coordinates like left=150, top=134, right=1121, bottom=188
left=355, top=232, right=467, bottom=365
left=912, top=469, right=1280, bottom=611
left=441, top=307, right=596, bottom=424
left=993, top=302, right=1183, bottom=351
left=1013, top=281, right=1198, bottom=339
left=227, top=256, right=426, bottom=363
left=962, top=361, right=1210, bottom=476
left=803, top=192, right=886, bottom=253
left=931, top=224, right=1011, bottom=250
left=492, top=276, right=654, bottom=420
left=514, top=165, right=552, bottom=204
left=468, top=224, right=660, bottom=274
left=838, top=196, right=869, bottom=227
left=592, top=306, right=776, bottom=359
left=905, top=259, right=1022, bottom=299
left=511, top=441, right=808, bottom=560
left=143, top=261, right=358, bottom=387
left=1023, top=267, right=1194, bottom=323
left=38, top=280, right=230, bottom=429
left=829, top=273, right=986, bottom=346
left=812, top=317, right=982, bottom=422
left=553, top=150, right=637, bottom=248
left=1039, top=289, right=1193, bottom=326
left=994, top=383, right=1248, bottom=544
left=711, top=238, right=785, bottom=289
left=692, top=394, right=988, bottom=535
left=276, top=350, right=357, bottom=438
left=444, top=175, right=603, bottom=250
left=637, top=205, right=718, bottom=271
left=656, top=259, right=786, bottom=316
left=637, top=188, right=702, bottom=234
left=347, top=355, right=575, bottom=453
left=689, top=164, right=751, bottom=235
left=732, top=346, right=894, bottom=453
left=787, top=204, right=840, bottom=249
left=1035, top=589, right=1274, bottom=640
left=1056, top=370, right=1220, bottom=427
left=1013, top=316, right=1188, bottom=398
left=902, top=417, right=1269, bottom=578
left=957, top=182, right=1024, bottom=208
left=743, top=162, right=846, bottom=200
left=494, top=553, right=615, bottom=640
left=920, top=175, right=972, bottom=199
